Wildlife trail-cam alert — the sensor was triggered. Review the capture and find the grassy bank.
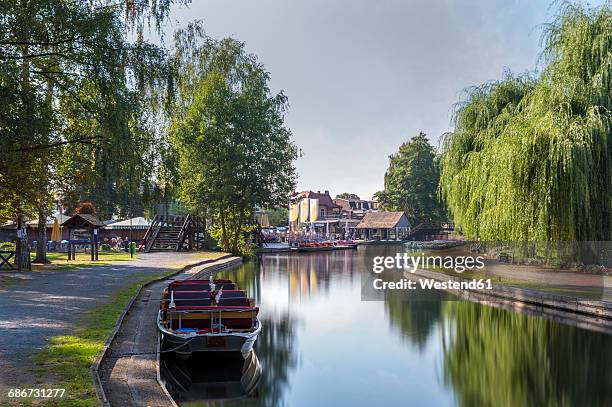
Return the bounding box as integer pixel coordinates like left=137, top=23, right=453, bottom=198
left=30, top=271, right=169, bottom=406
left=30, top=251, right=134, bottom=272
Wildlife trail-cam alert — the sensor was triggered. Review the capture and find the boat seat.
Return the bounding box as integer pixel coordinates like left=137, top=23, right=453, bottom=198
left=218, top=290, right=247, bottom=298
left=169, top=279, right=232, bottom=288
left=170, top=290, right=210, bottom=299
left=171, top=298, right=212, bottom=306
left=167, top=283, right=236, bottom=291
left=169, top=307, right=259, bottom=330
left=165, top=291, right=212, bottom=307
left=217, top=297, right=251, bottom=306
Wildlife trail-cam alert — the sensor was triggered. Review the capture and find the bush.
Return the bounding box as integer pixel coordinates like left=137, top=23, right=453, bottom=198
left=585, top=264, right=602, bottom=274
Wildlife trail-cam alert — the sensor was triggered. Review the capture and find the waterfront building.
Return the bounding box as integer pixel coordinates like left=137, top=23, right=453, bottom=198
left=355, top=211, right=410, bottom=240
left=333, top=197, right=378, bottom=220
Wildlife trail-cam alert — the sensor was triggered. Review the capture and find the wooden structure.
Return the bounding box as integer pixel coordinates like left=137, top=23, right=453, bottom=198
left=0, top=228, right=30, bottom=271
left=355, top=212, right=411, bottom=240
left=61, top=214, right=105, bottom=261
left=143, top=214, right=205, bottom=252
left=407, top=222, right=455, bottom=241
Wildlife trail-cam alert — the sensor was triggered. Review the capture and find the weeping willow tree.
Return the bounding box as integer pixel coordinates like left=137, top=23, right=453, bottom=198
left=440, top=2, right=611, bottom=243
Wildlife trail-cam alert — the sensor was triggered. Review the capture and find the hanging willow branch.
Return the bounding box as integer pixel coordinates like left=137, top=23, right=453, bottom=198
left=440, top=2, right=611, bottom=242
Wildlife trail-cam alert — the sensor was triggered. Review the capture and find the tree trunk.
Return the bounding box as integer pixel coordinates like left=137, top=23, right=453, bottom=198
left=34, top=204, right=48, bottom=263
left=232, top=223, right=240, bottom=254
left=219, top=209, right=230, bottom=252
left=231, top=211, right=245, bottom=255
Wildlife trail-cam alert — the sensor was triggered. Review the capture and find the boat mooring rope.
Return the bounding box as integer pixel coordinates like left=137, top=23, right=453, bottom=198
left=106, top=337, right=196, bottom=358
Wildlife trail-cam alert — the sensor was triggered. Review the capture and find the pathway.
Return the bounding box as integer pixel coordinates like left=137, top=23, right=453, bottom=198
left=476, top=262, right=612, bottom=300
left=0, top=252, right=220, bottom=397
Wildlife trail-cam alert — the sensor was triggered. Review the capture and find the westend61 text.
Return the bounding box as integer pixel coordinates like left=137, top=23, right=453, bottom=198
left=373, top=278, right=493, bottom=291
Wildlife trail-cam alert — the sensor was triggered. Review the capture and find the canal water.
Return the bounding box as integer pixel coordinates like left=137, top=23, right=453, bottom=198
left=163, top=245, right=612, bottom=406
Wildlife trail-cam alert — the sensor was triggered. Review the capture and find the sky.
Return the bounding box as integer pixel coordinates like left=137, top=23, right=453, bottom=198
left=158, top=0, right=600, bottom=200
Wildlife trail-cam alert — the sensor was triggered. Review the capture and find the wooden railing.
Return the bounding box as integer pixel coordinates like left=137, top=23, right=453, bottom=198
left=175, top=214, right=192, bottom=251
left=143, top=214, right=204, bottom=252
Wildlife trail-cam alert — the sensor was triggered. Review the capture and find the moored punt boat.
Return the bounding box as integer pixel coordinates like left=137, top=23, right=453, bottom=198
left=335, top=240, right=359, bottom=249
left=296, top=242, right=336, bottom=252
left=158, top=278, right=261, bottom=359
left=296, top=241, right=360, bottom=252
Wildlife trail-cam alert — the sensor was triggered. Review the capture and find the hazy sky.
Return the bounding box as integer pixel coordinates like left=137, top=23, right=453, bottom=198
left=159, top=0, right=598, bottom=200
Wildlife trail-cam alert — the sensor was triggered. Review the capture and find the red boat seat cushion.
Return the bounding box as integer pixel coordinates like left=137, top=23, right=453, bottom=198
left=171, top=290, right=210, bottom=299
left=217, top=298, right=250, bottom=306
left=219, top=290, right=247, bottom=298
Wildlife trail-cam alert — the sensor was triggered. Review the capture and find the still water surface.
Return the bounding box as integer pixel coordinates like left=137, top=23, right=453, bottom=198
left=164, top=246, right=612, bottom=406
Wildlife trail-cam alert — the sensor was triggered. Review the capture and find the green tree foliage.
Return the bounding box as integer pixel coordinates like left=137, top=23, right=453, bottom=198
left=0, top=1, right=186, bottom=224
left=170, top=28, right=298, bottom=254
left=335, top=193, right=361, bottom=200
left=440, top=2, right=611, bottom=242
left=267, top=207, right=289, bottom=227
left=376, top=132, right=445, bottom=225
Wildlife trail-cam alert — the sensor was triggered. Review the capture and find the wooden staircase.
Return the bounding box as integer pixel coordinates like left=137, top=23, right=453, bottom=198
left=143, top=214, right=205, bottom=253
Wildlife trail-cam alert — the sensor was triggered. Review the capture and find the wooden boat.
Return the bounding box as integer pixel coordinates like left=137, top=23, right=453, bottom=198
left=296, top=241, right=360, bottom=252
left=334, top=240, right=359, bottom=249
left=158, top=278, right=261, bottom=359
left=296, top=242, right=336, bottom=252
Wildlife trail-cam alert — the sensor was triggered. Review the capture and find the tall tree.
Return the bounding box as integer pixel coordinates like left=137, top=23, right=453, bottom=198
left=170, top=28, right=298, bottom=254
left=267, top=207, right=289, bottom=227
left=439, top=2, right=611, bottom=243
left=376, top=132, right=445, bottom=225
left=0, top=1, right=186, bottom=262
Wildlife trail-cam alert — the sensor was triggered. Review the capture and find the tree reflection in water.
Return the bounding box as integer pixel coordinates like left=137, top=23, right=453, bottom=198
left=441, top=301, right=612, bottom=407
left=383, top=287, right=444, bottom=350
left=179, top=248, right=612, bottom=406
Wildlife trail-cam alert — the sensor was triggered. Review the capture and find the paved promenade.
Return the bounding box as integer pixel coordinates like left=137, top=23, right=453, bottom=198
left=476, top=262, right=612, bottom=301
left=0, top=252, right=217, bottom=395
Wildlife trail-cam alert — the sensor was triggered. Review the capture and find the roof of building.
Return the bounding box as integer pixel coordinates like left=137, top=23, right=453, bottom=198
left=296, top=191, right=340, bottom=209
left=1, top=213, right=72, bottom=229
left=333, top=198, right=351, bottom=211
left=61, top=213, right=106, bottom=228
left=107, top=217, right=151, bottom=229
left=355, top=211, right=407, bottom=229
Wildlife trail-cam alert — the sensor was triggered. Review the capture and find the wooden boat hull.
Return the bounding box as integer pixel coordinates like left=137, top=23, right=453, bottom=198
left=297, top=246, right=335, bottom=252
left=334, top=243, right=358, bottom=250
left=158, top=312, right=261, bottom=359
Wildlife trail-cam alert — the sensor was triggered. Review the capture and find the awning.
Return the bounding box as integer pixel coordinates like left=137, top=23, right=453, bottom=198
left=107, top=217, right=152, bottom=230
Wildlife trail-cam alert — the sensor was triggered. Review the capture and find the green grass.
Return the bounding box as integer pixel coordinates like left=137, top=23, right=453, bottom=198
left=31, top=269, right=174, bottom=406
left=30, top=251, right=135, bottom=272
